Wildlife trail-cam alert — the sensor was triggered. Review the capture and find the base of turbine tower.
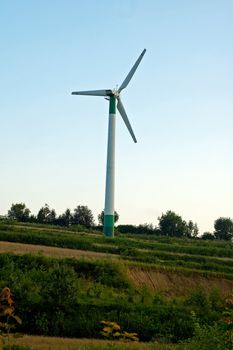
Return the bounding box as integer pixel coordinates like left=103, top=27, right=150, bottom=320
left=103, top=214, right=114, bottom=238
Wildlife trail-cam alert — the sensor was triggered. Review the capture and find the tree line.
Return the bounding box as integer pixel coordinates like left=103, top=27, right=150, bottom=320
left=7, top=203, right=98, bottom=228
left=3, top=203, right=233, bottom=240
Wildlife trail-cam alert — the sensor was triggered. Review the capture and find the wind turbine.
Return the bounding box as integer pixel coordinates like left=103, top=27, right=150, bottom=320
left=72, top=49, right=146, bottom=237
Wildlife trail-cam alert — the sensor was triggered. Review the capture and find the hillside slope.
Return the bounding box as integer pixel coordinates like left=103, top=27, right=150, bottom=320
left=1, top=222, right=233, bottom=343
left=1, top=233, right=233, bottom=297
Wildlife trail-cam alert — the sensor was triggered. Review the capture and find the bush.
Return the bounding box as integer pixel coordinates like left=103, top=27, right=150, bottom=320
left=177, top=324, right=233, bottom=350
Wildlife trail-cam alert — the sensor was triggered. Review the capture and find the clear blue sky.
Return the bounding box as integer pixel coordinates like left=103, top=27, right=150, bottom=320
left=1, top=0, right=233, bottom=233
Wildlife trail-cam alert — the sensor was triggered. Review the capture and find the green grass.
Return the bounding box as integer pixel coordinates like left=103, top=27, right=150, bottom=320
left=1, top=222, right=233, bottom=278
left=1, top=251, right=226, bottom=343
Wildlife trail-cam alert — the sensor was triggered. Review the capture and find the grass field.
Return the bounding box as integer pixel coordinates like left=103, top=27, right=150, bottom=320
left=1, top=221, right=233, bottom=279
left=1, top=221, right=233, bottom=348
left=2, top=335, right=176, bottom=350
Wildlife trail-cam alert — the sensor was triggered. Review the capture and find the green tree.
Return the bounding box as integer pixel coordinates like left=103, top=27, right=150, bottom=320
left=98, top=210, right=119, bottom=225
left=158, top=210, right=188, bottom=237
left=201, top=232, right=215, bottom=240
left=37, top=204, right=56, bottom=224
left=57, top=209, right=72, bottom=227
left=72, top=205, right=94, bottom=227
left=7, top=203, right=30, bottom=222
left=214, top=217, right=233, bottom=240
left=41, top=264, right=77, bottom=310
left=186, top=220, right=199, bottom=238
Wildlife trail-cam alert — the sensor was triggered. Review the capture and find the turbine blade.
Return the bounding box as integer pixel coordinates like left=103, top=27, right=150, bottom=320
left=117, top=97, right=137, bottom=143
left=72, top=89, right=112, bottom=96
left=118, top=49, right=146, bottom=93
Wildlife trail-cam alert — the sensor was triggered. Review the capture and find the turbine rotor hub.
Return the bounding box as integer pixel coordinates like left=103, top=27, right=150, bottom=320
left=112, top=88, right=119, bottom=97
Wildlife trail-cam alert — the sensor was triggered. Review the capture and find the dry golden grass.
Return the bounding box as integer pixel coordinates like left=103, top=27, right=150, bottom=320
left=0, top=241, right=116, bottom=259
left=1, top=335, right=172, bottom=350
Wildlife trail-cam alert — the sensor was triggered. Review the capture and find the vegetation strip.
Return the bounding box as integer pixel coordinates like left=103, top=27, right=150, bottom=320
left=1, top=251, right=233, bottom=345
left=1, top=222, right=233, bottom=278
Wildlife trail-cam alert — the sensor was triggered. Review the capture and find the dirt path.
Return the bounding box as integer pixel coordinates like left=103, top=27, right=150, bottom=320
left=0, top=241, right=116, bottom=259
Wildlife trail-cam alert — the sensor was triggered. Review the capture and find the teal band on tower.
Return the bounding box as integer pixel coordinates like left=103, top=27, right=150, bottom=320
left=109, top=95, right=116, bottom=114
left=103, top=214, right=115, bottom=237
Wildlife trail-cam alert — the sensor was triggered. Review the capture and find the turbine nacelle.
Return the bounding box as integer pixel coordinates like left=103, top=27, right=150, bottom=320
left=112, top=88, right=119, bottom=97
left=104, top=89, right=119, bottom=101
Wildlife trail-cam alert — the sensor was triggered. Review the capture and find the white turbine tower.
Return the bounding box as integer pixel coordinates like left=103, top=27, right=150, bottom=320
left=72, top=49, right=146, bottom=237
